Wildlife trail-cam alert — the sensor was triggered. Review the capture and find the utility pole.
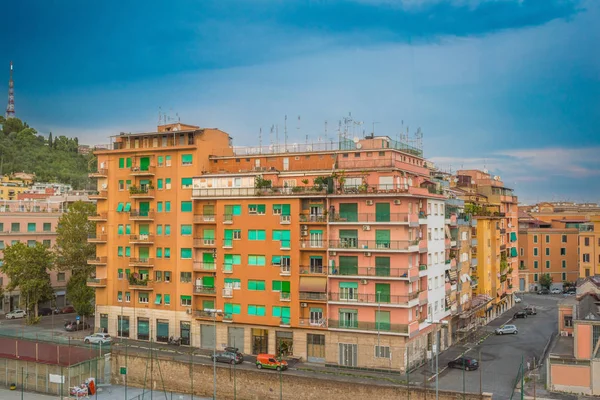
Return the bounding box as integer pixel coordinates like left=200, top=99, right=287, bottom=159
left=521, top=355, right=525, bottom=400
left=479, top=348, right=482, bottom=397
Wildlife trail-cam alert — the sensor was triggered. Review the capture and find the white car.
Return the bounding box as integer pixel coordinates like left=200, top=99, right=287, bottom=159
left=514, top=296, right=522, bottom=303
left=6, top=310, right=27, bottom=319
left=84, top=333, right=112, bottom=345
left=551, top=288, right=562, bottom=294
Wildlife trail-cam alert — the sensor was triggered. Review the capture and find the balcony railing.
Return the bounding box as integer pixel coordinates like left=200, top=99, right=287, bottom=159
left=280, top=292, right=291, bottom=302
left=194, top=310, right=215, bottom=319
left=129, top=234, right=154, bottom=244
left=222, top=288, right=233, bottom=298
left=87, top=256, right=107, bottom=265
left=299, top=292, right=327, bottom=301
left=89, top=191, right=108, bottom=200
left=328, top=213, right=412, bottom=224
left=86, top=278, right=107, bottom=287
left=128, top=278, right=153, bottom=291
left=129, top=165, right=156, bottom=175
left=328, top=291, right=419, bottom=305
left=193, top=286, right=216, bottom=295
left=328, top=239, right=419, bottom=251
left=129, top=187, right=155, bottom=198
left=298, top=318, right=327, bottom=328
left=299, top=214, right=327, bottom=223
left=129, top=258, right=154, bottom=267
left=88, top=169, right=108, bottom=178
left=194, top=215, right=216, bottom=223
left=192, top=186, right=327, bottom=198
left=129, top=210, right=155, bottom=220
left=299, top=265, right=327, bottom=275
left=87, top=233, right=107, bottom=242
left=89, top=213, right=108, bottom=221
left=193, top=237, right=216, bottom=247
left=300, top=240, right=325, bottom=249
left=280, top=215, right=291, bottom=224
left=328, top=319, right=408, bottom=334
left=333, top=184, right=409, bottom=195
left=193, top=261, right=216, bottom=271
left=329, top=266, right=410, bottom=279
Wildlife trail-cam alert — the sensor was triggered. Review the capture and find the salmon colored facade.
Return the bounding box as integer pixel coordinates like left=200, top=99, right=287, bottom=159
left=579, top=216, right=600, bottom=278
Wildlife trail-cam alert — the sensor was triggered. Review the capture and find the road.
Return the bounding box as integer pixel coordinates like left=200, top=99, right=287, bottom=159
left=0, top=311, right=92, bottom=342
left=429, top=293, right=560, bottom=399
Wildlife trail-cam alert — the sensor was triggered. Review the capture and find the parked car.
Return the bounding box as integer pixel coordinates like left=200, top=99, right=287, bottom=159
left=447, top=356, right=479, bottom=371
left=495, top=324, right=518, bottom=335
left=65, top=322, right=90, bottom=332
left=61, top=306, right=75, bottom=314
left=514, top=296, right=522, bottom=303
left=39, top=308, right=54, bottom=316
left=564, top=288, right=576, bottom=295
left=210, top=347, right=244, bottom=365
left=256, top=354, right=288, bottom=371
left=84, top=333, right=112, bottom=345
left=537, top=289, right=550, bottom=295
left=524, top=306, right=537, bottom=315
left=514, top=311, right=528, bottom=319
left=5, top=310, right=26, bottom=319
left=550, top=288, right=562, bottom=294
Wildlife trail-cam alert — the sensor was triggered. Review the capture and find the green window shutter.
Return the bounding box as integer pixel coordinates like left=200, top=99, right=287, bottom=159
left=125, top=247, right=131, bottom=257
left=257, top=204, right=266, bottom=214
left=511, top=247, right=518, bottom=257
left=139, top=247, right=150, bottom=259
left=339, top=203, right=358, bottom=222
left=281, top=307, right=290, bottom=318
left=272, top=230, right=282, bottom=241
left=139, top=224, right=149, bottom=235
left=164, top=248, right=170, bottom=258
left=257, top=230, right=266, bottom=240
left=202, top=276, right=215, bottom=287
left=124, top=203, right=131, bottom=212
left=204, top=229, right=215, bottom=239
left=272, top=280, right=282, bottom=291
left=118, top=225, right=124, bottom=235
left=158, top=156, right=163, bottom=166
left=281, top=204, right=291, bottom=215
left=256, top=306, right=266, bottom=317
left=126, top=158, right=132, bottom=168
left=257, top=255, right=265, bottom=265
left=339, top=230, right=358, bottom=239
left=224, top=303, right=233, bottom=314
left=116, top=203, right=124, bottom=212
left=375, top=310, right=391, bottom=331
left=43, top=223, right=51, bottom=232
left=118, top=247, right=123, bottom=257
left=375, top=283, right=391, bottom=303
left=165, top=225, right=171, bottom=235
left=119, top=158, right=125, bottom=168
left=182, top=154, right=193, bottom=164
left=375, top=257, right=391, bottom=276
left=157, top=202, right=163, bottom=213
left=27, top=223, right=36, bottom=232
left=203, top=252, right=214, bottom=263
left=271, top=255, right=281, bottom=265
left=232, top=205, right=242, bottom=215
left=202, top=300, right=215, bottom=310
left=510, top=232, right=517, bottom=242
left=224, top=254, right=233, bottom=264
left=232, top=304, right=241, bottom=314
left=273, top=204, right=282, bottom=213
left=281, top=281, right=290, bottom=293
left=272, top=306, right=281, bottom=317
left=156, top=248, right=162, bottom=258
left=249, top=230, right=256, bottom=240
left=232, top=255, right=241, bottom=264
left=375, top=230, right=391, bottom=247
left=157, top=225, right=163, bottom=235
left=125, top=225, right=131, bottom=235
left=164, top=294, right=170, bottom=304
left=154, top=294, right=162, bottom=305
left=203, top=205, right=215, bottom=216
left=181, top=248, right=192, bottom=259
left=157, top=179, right=163, bottom=189
left=339, top=256, right=358, bottom=275
left=309, top=307, right=322, bottom=313
left=165, top=201, right=171, bottom=212
left=248, top=305, right=257, bottom=316
left=340, top=282, right=358, bottom=289
left=181, top=201, right=192, bottom=212
left=181, top=178, right=192, bottom=188
left=375, top=203, right=390, bottom=222
left=181, top=225, right=192, bottom=235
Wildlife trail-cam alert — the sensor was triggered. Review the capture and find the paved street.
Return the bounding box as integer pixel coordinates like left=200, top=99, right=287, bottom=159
left=0, top=312, right=93, bottom=343
left=414, top=293, right=561, bottom=399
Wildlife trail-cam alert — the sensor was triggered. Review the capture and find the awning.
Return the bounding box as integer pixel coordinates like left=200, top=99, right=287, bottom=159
left=299, top=277, right=326, bottom=293
left=510, top=247, right=518, bottom=257
left=510, top=232, right=517, bottom=242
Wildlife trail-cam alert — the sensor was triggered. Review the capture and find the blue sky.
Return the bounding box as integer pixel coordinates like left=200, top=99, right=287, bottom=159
left=2, top=0, right=598, bottom=203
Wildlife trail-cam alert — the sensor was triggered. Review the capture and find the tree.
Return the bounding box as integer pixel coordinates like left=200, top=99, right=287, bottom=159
left=55, top=201, right=97, bottom=316
left=539, top=273, right=553, bottom=289
left=48, top=132, right=53, bottom=148
left=1, top=242, right=55, bottom=323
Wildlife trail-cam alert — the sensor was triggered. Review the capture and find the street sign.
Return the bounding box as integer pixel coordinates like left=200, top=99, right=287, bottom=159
left=120, top=367, right=127, bottom=375
left=76, top=316, right=80, bottom=321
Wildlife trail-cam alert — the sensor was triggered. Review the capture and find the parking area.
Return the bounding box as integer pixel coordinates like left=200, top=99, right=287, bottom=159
left=417, top=293, right=561, bottom=399
left=0, top=312, right=94, bottom=342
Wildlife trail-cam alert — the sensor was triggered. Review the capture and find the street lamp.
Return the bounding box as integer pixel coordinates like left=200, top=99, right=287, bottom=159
left=426, top=319, right=448, bottom=400
left=204, top=308, right=222, bottom=400
left=376, top=291, right=381, bottom=353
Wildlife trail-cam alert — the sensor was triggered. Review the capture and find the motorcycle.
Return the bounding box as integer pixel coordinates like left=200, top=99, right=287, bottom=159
left=168, top=336, right=181, bottom=346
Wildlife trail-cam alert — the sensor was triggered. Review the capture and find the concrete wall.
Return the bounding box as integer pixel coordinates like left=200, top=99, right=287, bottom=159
left=548, top=360, right=592, bottom=396
left=111, top=351, right=491, bottom=400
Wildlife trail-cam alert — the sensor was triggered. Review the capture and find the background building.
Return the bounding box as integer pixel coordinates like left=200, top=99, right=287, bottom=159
left=579, top=216, right=600, bottom=278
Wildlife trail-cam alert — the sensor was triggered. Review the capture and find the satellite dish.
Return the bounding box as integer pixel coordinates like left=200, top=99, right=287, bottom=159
left=356, top=143, right=362, bottom=149
left=353, top=137, right=360, bottom=144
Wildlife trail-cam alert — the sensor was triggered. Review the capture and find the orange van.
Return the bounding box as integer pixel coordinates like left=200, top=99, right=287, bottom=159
left=256, top=354, right=288, bottom=371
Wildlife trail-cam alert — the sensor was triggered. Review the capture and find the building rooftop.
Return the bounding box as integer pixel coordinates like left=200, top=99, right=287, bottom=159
left=549, top=336, right=575, bottom=359
left=577, top=293, right=600, bottom=321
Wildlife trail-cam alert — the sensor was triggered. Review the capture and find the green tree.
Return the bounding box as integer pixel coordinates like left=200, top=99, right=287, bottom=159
left=1, top=242, right=55, bottom=322
left=539, top=273, right=553, bottom=289
left=55, top=201, right=97, bottom=316
left=48, top=132, right=53, bottom=148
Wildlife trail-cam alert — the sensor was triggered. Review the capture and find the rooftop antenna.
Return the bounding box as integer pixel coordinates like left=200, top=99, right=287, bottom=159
left=324, top=120, right=328, bottom=141
left=284, top=115, right=288, bottom=150
left=5, top=61, right=15, bottom=119
left=158, top=107, right=162, bottom=125
left=297, top=115, right=301, bottom=138
left=176, top=112, right=180, bottom=123
left=275, top=124, right=279, bottom=153
left=259, top=127, right=262, bottom=153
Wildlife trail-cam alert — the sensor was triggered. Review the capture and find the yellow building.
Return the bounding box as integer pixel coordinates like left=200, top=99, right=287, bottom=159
left=0, top=175, right=30, bottom=200
left=579, top=215, right=600, bottom=277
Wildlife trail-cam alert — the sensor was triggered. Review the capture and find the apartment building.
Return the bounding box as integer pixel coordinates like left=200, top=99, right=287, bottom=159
left=0, top=198, right=79, bottom=312
left=522, top=202, right=600, bottom=223
left=90, top=123, right=458, bottom=371
left=518, top=217, right=580, bottom=292
left=579, top=216, right=600, bottom=278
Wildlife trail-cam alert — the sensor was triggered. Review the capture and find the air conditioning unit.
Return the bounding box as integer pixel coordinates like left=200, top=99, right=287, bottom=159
left=300, top=303, right=308, bottom=308
left=364, top=252, right=372, bottom=257
left=301, top=231, right=308, bottom=237
left=394, top=199, right=401, bottom=205
left=363, top=225, right=371, bottom=231
left=186, top=308, right=192, bottom=314
left=361, top=279, right=368, bottom=285
left=302, top=225, right=308, bottom=230
left=560, top=331, right=567, bottom=337
left=366, top=200, right=374, bottom=206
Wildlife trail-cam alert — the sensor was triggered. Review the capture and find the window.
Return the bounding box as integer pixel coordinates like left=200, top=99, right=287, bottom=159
left=564, top=315, right=573, bottom=328
left=165, top=225, right=171, bottom=236
left=533, top=248, right=538, bottom=256
left=224, top=303, right=242, bottom=315
left=118, top=225, right=124, bottom=235
left=272, top=204, right=291, bottom=215
left=126, top=180, right=132, bottom=190
left=27, top=240, right=36, bottom=247
left=165, top=201, right=171, bottom=212
left=248, top=230, right=266, bottom=240
left=158, top=156, right=164, bottom=167
left=562, top=234, right=567, bottom=243
left=224, top=278, right=241, bottom=289
left=339, top=282, right=358, bottom=301
left=116, top=202, right=124, bottom=212
left=157, top=225, right=163, bottom=236
left=593, top=326, right=600, bottom=355
left=125, top=247, right=131, bottom=257
left=180, top=272, right=192, bottom=283
left=156, top=248, right=163, bottom=258
left=248, top=280, right=266, bottom=291
left=180, top=295, right=192, bottom=307
left=164, top=248, right=171, bottom=259
left=545, top=248, right=550, bottom=256
left=181, top=177, right=193, bottom=188
left=117, top=292, right=123, bottom=302
left=248, top=204, right=266, bottom=215
left=119, top=158, right=125, bottom=168
left=157, top=202, right=163, bottom=213
left=124, top=291, right=131, bottom=302
left=546, top=260, right=550, bottom=269
left=562, top=272, right=566, bottom=281
left=583, top=253, right=590, bottom=263
left=520, top=248, right=524, bottom=257
left=125, top=224, right=131, bottom=235
left=180, top=248, right=192, bottom=259
left=182, top=154, right=193, bottom=165
left=339, top=309, right=358, bottom=328
left=42, top=223, right=51, bottom=232
left=534, top=273, right=538, bottom=282
left=157, top=179, right=163, bottom=190
left=11, top=223, right=20, bottom=232
left=119, top=180, right=124, bottom=190
left=248, top=255, right=266, bottom=266
left=181, top=201, right=192, bottom=212
left=164, top=271, right=171, bottom=282
left=118, top=246, right=124, bottom=257
left=272, top=230, right=291, bottom=248
left=545, top=235, right=550, bottom=243
left=57, top=272, right=65, bottom=282
left=165, top=178, right=172, bottom=189
left=375, top=345, right=391, bottom=359
left=139, top=293, right=149, bottom=304
left=155, top=271, right=162, bottom=282
left=42, top=239, right=51, bottom=248
left=562, top=260, right=566, bottom=269
left=584, top=237, right=590, bottom=246
left=164, top=294, right=171, bottom=305
left=247, top=305, right=266, bottom=316
left=118, top=269, right=124, bottom=279
left=166, top=155, right=172, bottom=166
left=560, top=248, right=566, bottom=256
left=27, top=223, right=36, bottom=232
left=181, top=225, right=192, bottom=236
left=155, top=294, right=162, bottom=305
left=533, top=235, right=538, bottom=243
left=534, top=260, right=538, bottom=269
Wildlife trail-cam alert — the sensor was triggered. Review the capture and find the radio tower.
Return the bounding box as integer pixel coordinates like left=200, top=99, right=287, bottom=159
left=5, top=61, right=15, bottom=119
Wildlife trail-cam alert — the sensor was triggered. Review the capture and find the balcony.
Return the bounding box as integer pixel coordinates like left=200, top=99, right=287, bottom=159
left=299, top=214, right=327, bottom=223
left=222, top=264, right=234, bottom=274
left=88, top=233, right=107, bottom=243
left=279, top=215, right=291, bottom=225
left=129, top=165, right=155, bottom=176
left=500, top=228, right=506, bottom=234
left=127, top=278, right=153, bottom=291
left=328, top=319, right=408, bottom=335
left=418, top=212, right=428, bottom=225
left=87, top=256, right=107, bottom=265
left=328, top=213, right=412, bottom=224
left=279, top=318, right=291, bottom=327
left=86, top=278, right=107, bottom=288
left=194, top=310, right=216, bottom=320
left=129, top=234, right=154, bottom=244
left=222, top=288, right=233, bottom=298
left=89, top=212, right=108, bottom=221
left=280, top=292, right=291, bottom=302
left=193, top=261, right=216, bottom=272
left=299, top=265, right=327, bottom=275
left=328, top=292, right=419, bottom=307
left=129, top=210, right=155, bottom=221
left=193, top=237, right=216, bottom=248
left=419, top=264, right=428, bottom=277
left=88, top=169, right=108, bottom=178
left=89, top=191, right=108, bottom=200
left=193, top=286, right=216, bottom=295
left=194, top=215, right=216, bottom=224
left=300, top=240, right=326, bottom=250
left=129, top=258, right=154, bottom=267
left=192, top=186, right=327, bottom=198
left=299, top=292, right=327, bottom=301
left=298, top=318, right=327, bottom=328
left=129, top=187, right=155, bottom=199
left=332, top=183, right=410, bottom=196
left=471, top=238, right=478, bottom=247
left=280, top=265, right=291, bottom=276
left=328, top=239, right=419, bottom=252
left=471, top=258, right=478, bottom=268
left=329, top=266, right=411, bottom=280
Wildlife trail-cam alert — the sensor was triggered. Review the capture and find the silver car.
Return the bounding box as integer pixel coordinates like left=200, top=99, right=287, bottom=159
left=495, top=324, right=518, bottom=335
left=84, top=333, right=112, bottom=345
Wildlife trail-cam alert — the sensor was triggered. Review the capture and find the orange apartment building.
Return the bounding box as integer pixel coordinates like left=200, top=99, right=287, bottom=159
left=517, top=217, right=580, bottom=292
left=522, top=202, right=600, bottom=223
left=89, top=123, right=459, bottom=371
left=579, top=216, right=600, bottom=278
left=546, top=276, right=600, bottom=396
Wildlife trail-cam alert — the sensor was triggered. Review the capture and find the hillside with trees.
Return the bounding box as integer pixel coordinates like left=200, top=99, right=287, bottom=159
left=0, top=116, right=92, bottom=189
